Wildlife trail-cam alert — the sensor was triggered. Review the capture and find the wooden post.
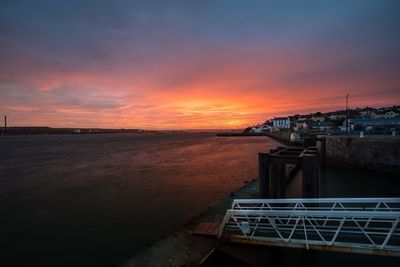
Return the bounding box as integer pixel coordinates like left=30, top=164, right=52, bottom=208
left=320, top=137, right=326, bottom=168
left=269, top=159, right=286, bottom=198
left=301, top=154, right=319, bottom=198
left=258, top=152, right=270, bottom=197
left=278, top=162, right=287, bottom=198
left=269, top=160, right=280, bottom=198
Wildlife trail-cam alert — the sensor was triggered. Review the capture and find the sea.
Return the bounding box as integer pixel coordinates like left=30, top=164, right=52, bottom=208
left=1, top=133, right=399, bottom=266
left=0, top=133, right=280, bottom=266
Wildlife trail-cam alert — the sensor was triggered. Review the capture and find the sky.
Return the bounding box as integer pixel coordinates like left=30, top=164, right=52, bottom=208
left=0, top=0, right=399, bottom=129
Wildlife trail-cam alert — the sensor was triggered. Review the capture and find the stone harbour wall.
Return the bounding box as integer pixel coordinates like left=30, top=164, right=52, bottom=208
left=267, top=131, right=291, bottom=144
left=324, top=136, right=400, bottom=176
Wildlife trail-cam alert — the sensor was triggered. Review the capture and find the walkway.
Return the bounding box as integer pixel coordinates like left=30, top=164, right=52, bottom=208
left=219, top=198, right=400, bottom=257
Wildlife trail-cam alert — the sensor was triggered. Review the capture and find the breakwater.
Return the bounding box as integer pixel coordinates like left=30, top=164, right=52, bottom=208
left=321, top=136, right=400, bottom=176
left=266, top=131, right=291, bottom=144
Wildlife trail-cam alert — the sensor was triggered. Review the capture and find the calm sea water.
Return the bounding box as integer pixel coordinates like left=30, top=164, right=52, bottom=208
left=0, top=133, right=280, bottom=267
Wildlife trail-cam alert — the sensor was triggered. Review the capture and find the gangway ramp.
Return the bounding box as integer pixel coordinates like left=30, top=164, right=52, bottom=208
left=218, top=198, right=400, bottom=256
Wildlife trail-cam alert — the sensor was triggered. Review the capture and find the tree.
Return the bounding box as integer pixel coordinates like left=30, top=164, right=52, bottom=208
left=243, top=127, right=252, bottom=134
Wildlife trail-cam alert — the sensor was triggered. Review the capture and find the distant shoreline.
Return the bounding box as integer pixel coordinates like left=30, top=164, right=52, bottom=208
left=216, top=132, right=265, bottom=137
left=0, top=127, right=164, bottom=136
left=0, top=127, right=247, bottom=136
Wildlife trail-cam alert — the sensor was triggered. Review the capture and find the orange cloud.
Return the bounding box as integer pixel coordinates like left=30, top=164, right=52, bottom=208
left=1, top=41, right=399, bottom=129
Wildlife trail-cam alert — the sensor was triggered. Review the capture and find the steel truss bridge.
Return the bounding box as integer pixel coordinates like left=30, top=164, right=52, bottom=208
left=218, top=198, right=400, bottom=256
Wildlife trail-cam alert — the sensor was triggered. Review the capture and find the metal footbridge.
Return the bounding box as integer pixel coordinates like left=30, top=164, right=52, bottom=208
left=218, top=198, right=400, bottom=256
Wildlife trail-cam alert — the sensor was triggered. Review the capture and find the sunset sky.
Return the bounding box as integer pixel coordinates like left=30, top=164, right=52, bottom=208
left=1, top=0, right=399, bottom=129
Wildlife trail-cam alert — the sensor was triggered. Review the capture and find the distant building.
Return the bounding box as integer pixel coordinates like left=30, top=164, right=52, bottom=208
left=311, top=112, right=325, bottom=122
left=288, top=115, right=300, bottom=123
left=327, top=112, right=346, bottom=120
left=310, top=122, right=334, bottom=131
left=293, top=119, right=314, bottom=132
left=298, top=114, right=312, bottom=120
left=272, top=117, right=290, bottom=130
left=359, top=107, right=376, bottom=118
left=370, top=110, right=385, bottom=119
left=345, top=118, right=400, bottom=131
left=384, top=110, right=399, bottom=118
left=250, top=124, right=270, bottom=134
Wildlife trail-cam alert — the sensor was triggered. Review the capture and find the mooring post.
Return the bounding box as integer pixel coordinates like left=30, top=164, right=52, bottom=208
left=278, top=162, right=287, bottom=198
left=269, top=160, right=279, bottom=198
left=301, top=154, right=319, bottom=198
left=269, top=159, right=287, bottom=198
left=319, top=137, right=326, bottom=168
left=258, top=152, right=270, bottom=197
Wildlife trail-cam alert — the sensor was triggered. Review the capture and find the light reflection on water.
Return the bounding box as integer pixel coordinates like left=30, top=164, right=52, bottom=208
left=0, top=133, right=280, bottom=267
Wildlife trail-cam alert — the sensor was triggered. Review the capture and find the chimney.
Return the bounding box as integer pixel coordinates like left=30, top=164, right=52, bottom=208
left=4, top=115, right=7, bottom=129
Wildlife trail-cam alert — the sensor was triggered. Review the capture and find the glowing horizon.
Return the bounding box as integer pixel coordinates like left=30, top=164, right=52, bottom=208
left=1, top=1, right=400, bottom=129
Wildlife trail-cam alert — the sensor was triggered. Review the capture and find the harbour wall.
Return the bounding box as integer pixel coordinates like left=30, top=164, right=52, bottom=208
left=267, top=131, right=291, bottom=144
left=322, top=136, right=400, bottom=176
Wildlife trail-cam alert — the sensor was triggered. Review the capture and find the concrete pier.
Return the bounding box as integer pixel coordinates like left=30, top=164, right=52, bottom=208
left=258, top=146, right=320, bottom=198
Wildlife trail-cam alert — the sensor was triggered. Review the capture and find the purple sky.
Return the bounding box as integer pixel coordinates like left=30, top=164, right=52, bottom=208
left=1, top=0, right=399, bottom=129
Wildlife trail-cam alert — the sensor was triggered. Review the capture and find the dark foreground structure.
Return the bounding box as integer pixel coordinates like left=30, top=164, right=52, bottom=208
left=120, top=144, right=400, bottom=267
left=258, top=146, right=319, bottom=199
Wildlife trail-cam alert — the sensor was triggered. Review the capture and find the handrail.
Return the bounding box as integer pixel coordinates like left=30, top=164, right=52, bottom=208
left=224, top=209, right=400, bottom=218
left=233, top=198, right=400, bottom=204
left=219, top=198, right=400, bottom=256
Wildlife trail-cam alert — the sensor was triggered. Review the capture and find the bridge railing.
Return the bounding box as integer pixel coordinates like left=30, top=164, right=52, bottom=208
left=230, top=198, right=400, bottom=211
left=219, top=198, right=400, bottom=256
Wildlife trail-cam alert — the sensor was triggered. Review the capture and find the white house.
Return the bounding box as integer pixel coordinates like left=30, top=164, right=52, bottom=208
left=250, top=124, right=271, bottom=134
left=311, top=114, right=325, bottom=122
left=384, top=110, right=399, bottom=118
left=328, top=113, right=346, bottom=120
left=370, top=110, right=385, bottom=119
left=272, top=117, right=290, bottom=129
left=251, top=126, right=263, bottom=134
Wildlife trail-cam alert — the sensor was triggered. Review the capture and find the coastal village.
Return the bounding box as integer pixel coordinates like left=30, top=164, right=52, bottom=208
left=247, top=105, right=400, bottom=135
